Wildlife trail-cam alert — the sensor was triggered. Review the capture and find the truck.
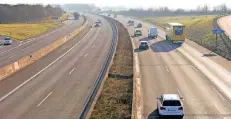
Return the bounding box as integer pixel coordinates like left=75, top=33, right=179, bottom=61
left=148, top=27, right=158, bottom=39
left=165, top=23, right=185, bottom=44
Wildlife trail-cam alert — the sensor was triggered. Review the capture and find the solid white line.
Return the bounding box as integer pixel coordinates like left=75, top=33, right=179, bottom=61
left=191, top=65, right=198, bottom=72
left=165, top=66, right=169, bottom=72
left=92, top=45, right=95, bottom=48
left=84, top=54, right=88, bottom=58
left=177, top=89, right=183, bottom=99
left=37, top=92, right=52, bottom=107
left=0, top=24, right=92, bottom=102
left=69, top=68, right=75, bottom=74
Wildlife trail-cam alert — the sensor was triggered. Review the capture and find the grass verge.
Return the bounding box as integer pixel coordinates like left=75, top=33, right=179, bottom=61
left=142, top=15, right=231, bottom=59
left=0, top=13, right=71, bottom=41
left=90, top=19, right=133, bottom=119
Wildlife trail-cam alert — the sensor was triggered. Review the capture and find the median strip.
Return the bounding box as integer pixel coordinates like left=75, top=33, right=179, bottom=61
left=0, top=17, right=88, bottom=81
left=90, top=17, right=133, bottom=119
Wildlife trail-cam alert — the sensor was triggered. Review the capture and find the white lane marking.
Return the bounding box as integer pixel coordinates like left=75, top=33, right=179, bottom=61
left=165, top=66, right=169, bottom=72
left=168, top=44, right=172, bottom=48
left=177, top=89, right=183, bottom=98
left=84, top=54, right=88, bottom=58
left=0, top=25, right=93, bottom=102
left=9, top=55, right=16, bottom=59
left=191, top=65, right=198, bottom=72
left=69, top=68, right=75, bottom=74
left=92, top=44, right=95, bottom=48
left=37, top=92, right=52, bottom=107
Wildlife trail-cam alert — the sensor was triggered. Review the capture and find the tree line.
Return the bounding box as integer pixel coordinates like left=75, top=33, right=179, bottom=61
left=116, top=4, right=231, bottom=17
left=0, top=4, right=63, bottom=23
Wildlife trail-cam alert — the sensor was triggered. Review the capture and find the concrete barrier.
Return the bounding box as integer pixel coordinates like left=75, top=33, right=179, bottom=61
left=0, top=20, right=88, bottom=81
left=130, top=35, right=144, bottom=119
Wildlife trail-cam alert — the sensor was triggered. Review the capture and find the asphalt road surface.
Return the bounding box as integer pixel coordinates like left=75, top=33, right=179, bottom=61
left=117, top=16, right=231, bottom=119
left=0, top=14, right=113, bottom=119
left=0, top=17, right=84, bottom=68
left=218, top=16, right=231, bottom=37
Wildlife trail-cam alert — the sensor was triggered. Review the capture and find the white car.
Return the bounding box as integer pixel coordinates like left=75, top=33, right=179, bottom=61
left=156, top=94, right=184, bottom=119
left=4, top=37, right=12, bottom=45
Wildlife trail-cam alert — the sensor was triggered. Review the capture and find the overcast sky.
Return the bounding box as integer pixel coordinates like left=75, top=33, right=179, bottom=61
left=1, top=0, right=230, bottom=9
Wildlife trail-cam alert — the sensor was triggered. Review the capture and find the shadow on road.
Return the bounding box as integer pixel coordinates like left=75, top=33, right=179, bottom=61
left=150, top=40, right=181, bottom=53
left=202, top=53, right=217, bottom=57
left=139, top=37, right=154, bottom=42
left=148, top=109, right=159, bottom=119
left=134, top=47, right=149, bottom=52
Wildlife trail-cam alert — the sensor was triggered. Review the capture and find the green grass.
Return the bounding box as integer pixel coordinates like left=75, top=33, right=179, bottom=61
left=143, top=15, right=216, bottom=28
left=0, top=23, right=56, bottom=40
left=142, top=15, right=216, bottom=43
left=0, top=13, right=72, bottom=41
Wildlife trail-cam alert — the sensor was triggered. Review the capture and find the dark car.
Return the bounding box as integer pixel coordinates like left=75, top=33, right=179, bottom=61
left=95, top=23, right=100, bottom=27
left=137, top=23, right=142, bottom=28
left=139, top=41, right=149, bottom=50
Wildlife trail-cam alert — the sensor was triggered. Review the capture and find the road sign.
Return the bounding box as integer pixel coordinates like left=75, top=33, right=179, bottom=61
left=212, top=28, right=225, bottom=34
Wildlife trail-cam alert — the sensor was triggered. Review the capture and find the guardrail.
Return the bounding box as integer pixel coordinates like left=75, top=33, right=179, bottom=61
left=77, top=16, right=118, bottom=119
left=213, top=17, right=231, bottom=60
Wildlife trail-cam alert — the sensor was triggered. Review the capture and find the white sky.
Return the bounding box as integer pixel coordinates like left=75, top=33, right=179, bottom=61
left=0, top=0, right=230, bottom=9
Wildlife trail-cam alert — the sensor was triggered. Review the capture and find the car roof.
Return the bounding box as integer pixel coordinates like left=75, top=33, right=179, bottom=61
left=168, top=22, right=184, bottom=26
left=162, top=94, right=180, bottom=100
left=140, top=41, right=148, bottom=43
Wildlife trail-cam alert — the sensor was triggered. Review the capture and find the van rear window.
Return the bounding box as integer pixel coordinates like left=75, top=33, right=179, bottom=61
left=163, top=100, right=181, bottom=106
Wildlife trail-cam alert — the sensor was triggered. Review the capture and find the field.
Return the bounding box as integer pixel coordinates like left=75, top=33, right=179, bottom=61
left=0, top=13, right=70, bottom=41
left=90, top=19, right=133, bottom=119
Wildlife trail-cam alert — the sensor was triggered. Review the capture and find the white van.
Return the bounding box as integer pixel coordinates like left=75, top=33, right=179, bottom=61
left=148, top=27, right=158, bottom=39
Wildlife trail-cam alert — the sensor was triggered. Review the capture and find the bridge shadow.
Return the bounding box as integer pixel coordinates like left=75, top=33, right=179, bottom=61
left=150, top=40, right=181, bottom=53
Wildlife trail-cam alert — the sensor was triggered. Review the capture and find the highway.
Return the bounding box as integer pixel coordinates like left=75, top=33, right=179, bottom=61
left=218, top=16, right=231, bottom=37
left=0, top=14, right=113, bottom=119
left=117, top=16, right=231, bottom=119
left=0, top=17, right=84, bottom=68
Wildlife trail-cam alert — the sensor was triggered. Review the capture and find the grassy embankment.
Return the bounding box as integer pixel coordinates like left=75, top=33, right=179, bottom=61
left=143, top=15, right=216, bottom=45
left=0, top=13, right=70, bottom=40
left=143, top=15, right=231, bottom=59
left=90, top=19, right=133, bottom=119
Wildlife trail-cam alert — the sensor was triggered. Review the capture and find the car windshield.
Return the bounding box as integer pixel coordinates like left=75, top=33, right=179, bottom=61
left=163, top=100, right=181, bottom=106
left=5, top=38, right=10, bottom=40
left=141, top=42, right=147, bottom=45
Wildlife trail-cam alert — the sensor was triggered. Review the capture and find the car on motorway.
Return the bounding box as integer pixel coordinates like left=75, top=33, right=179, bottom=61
left=136, top=23, right=142, bottom=28
left=148, top=27, right=158, bottom=39
left=134, top=29, right=142, bottom=36
left=94, top=23, right=100, bottom=27
left=156, top=94, right=184, bottom=119
left=139, top=41, right=149, bottom=50
left=4, top=37, right=12, bottom=45
left=127, top=20, right=134, bottom=26
left=95, top=20, right=101, bottom=24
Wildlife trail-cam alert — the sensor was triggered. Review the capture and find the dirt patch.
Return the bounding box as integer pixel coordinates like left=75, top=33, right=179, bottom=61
left=90, top=19, right=133, bottom=119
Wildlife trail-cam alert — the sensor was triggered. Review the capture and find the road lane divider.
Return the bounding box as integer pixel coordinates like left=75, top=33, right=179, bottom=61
left=69, top=68, right=76, bottom=75
left=0, top=18, right=89, bottom=81
left=84, top=54, right=88, bottom=59
left=37, top=92, right=52, bottom=107
left=0, top=23, right=93, bottom=102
